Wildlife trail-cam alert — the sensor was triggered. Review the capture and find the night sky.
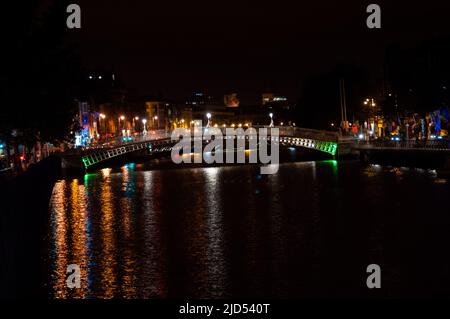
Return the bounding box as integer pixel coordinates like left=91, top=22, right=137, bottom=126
left=70, top=0, right=450, bottom=104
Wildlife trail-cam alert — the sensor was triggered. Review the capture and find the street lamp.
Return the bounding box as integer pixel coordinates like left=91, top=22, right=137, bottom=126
left=363, top=98, right=377, bottom=139
left=153, top=115, right=158, bottom=129
left=133, top=116, right=139, bottom=132
left=364, top=98, right=376, bottom=107
left=142, top=118, right=147, bottom=135
left=118, top=115, right=125, bottom=135
left=99, top=113, right=106, bottom=136
left=206, top=113, right=212, bottom=128
left=269, top=113, right=274, bottom=128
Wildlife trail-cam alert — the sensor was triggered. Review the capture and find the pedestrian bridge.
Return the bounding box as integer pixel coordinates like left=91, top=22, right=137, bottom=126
left=78, top=127, right=340, bottom=170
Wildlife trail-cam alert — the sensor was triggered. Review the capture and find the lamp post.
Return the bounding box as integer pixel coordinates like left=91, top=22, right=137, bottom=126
left=363, top=98, right=377, bottom=138
left=206, top=113, right=212, bottom=128
left=99, top=113, right=106, bottom=136
left=118, top=115, right=125, bottom=136
left=142, top=118, right=147, bottom=136
left=269, top=113, right=274, bottom=128
left=133, top=116, right=139, bottom=133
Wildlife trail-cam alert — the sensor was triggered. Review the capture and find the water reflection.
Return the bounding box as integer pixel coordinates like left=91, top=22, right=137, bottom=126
left=139, top=170, right=166, bottom=298
left=203, top=167, right=227, bottom=298
left=50, top=180, right=68, bottom=298
left=98, top=172, right=117, bottom=298
left=48, top=161, right=450, bottom=298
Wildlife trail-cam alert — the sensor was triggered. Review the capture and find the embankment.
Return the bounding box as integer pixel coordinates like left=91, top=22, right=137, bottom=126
left=0, top=156, right=61, bottom=300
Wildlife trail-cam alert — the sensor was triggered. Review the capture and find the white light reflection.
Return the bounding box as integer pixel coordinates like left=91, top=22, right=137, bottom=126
left=203, top=167, right=228, bottom=297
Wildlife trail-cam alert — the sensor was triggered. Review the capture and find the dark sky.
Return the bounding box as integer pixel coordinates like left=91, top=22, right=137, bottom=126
left=70, top=0, right=450, bottom=104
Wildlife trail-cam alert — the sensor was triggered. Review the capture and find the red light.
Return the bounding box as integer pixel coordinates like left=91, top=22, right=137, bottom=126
left=20, top=155, right=25, bottom=161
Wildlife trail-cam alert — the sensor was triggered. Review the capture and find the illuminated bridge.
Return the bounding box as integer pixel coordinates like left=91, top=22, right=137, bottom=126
left=68, top=127, right=340, bottom=170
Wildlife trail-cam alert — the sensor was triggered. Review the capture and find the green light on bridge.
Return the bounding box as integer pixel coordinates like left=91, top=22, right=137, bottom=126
left=82, top=157, right=90, bottom=169
left=314, top=141, right=337, bottom=156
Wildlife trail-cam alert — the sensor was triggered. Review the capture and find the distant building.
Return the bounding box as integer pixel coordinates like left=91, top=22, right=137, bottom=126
left=262, top=93, right=275, bottom=105
left=145, top=101, right=170, bottom=130
left=185, top=91, right=216, bottom=106
left=224, top=93, right=240, bottom=107
left=75, top=101, right=99, bottom=146
left=262, top=92, right=288, bottom=105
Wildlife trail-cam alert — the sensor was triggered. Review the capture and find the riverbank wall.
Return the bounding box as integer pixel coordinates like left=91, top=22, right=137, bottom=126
left=0, top=156, right=61, bottom=300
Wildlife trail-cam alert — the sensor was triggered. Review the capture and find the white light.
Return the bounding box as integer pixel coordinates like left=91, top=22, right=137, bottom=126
left=142, top=119, right=147, bottom=124
left=358, top=134, right=364, bottom=139
left=206, top=113, right=211, bottom=119
left=269, top=113, right=273, bottom=118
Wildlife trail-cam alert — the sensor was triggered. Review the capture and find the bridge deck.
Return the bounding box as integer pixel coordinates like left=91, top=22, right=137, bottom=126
left=353, top=140, right=450, bottom=153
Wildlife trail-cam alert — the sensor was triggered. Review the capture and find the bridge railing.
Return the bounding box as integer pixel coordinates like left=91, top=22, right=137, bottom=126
left=250, top=126, right=339, bottom=142
left=356, top=139, right=450, bottom=150
left=86, top=130, right=170, bottom=150
left=82, top=126, right=340, bottom=153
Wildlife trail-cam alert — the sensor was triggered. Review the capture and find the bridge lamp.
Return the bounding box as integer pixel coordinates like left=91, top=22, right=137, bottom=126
left=142, top=119, right=148, bottom=135
left=206, top=113, right=212, bottom=128
left=118, top=115, right=126, bottom=134
left=269, top=113, right=274, bottom=128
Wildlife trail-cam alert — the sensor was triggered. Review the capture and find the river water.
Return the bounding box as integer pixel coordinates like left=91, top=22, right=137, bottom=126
left=47, top=160, right=450, bottom=298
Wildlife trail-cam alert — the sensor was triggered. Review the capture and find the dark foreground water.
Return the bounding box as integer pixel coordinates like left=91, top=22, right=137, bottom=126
left=47, top=161, right=450, bottom=299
